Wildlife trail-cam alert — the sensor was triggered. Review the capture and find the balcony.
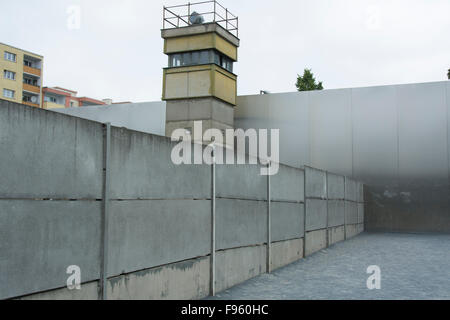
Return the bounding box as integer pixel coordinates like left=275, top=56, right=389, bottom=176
left=23, top=83, right=40, bottom=94
left=23, top=65, right=41, bottom=77
left=22, top=101, right=40, bottom=108
left=43, top=101, right=66, bottom=109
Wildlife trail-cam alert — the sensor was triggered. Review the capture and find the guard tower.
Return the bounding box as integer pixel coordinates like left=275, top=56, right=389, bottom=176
left=162, top=1, right=239, bottom=141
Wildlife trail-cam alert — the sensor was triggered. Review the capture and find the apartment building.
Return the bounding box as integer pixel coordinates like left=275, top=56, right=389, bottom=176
left=42, top=87, right=107, bottom=109
left=1, top=43, right=44, bottom=108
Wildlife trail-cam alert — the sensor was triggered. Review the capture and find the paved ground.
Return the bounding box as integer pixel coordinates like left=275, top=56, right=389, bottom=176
left=209, top=233, right=450, bottom=300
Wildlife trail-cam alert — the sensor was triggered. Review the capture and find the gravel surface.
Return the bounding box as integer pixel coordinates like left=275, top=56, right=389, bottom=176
left=209, top=233, right=450, bottom=300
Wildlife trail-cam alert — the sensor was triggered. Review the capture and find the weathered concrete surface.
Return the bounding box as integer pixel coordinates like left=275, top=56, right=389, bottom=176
left=210, top=233, right=450, bottom=300
left=271, top=165, right=304, bottom=202
left=305, top=229, right=327, bottom=256
left=18, top=281, right=99, bottom=300
left=327, top=173, right=345, bottom=200
left=345, top=224, right=360, bottom=239
left=328, top=200, right=345, bottom=227
left=215, top=245, right=266, bottom=293
left=271, top=239, right=303, bottom=271
left=109, top=128, right=211, bottom=200
left=0, top=200, right=101, bottom=300
left=271, top=202, right=304, bottom=242
left=305, top=167, right=326, bottom=199
left=108, top=257, right=210, bottom=300
left=305, top=199, right=327, bottom=231
left=345, top=201, right=358, bottom=225
left=0, top=100, right=104, bottom=199
left=215, top=199, right=266, bottom=250
left=328, top=226, right=345, bottom=245
left=108, top=200, right=211, bottom=277
left=215, top=162, right=266, bottom=201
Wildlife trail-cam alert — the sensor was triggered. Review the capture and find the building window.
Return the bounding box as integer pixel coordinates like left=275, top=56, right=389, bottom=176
left=168, top=50, right=234, bottom=73
left=3, top=89, right=15, bottom=99
left=24, top=60, right=33, bottom=67
left=23, top=78, right=38, bottom=86
left=4, top=51, right=17, bottom=62
left=4, top=70, right=16, bottom=80
left=23, top=95, right=32, bottom=102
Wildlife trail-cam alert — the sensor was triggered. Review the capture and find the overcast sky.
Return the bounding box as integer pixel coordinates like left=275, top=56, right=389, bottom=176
left=1, top=0, right=449, bottom=102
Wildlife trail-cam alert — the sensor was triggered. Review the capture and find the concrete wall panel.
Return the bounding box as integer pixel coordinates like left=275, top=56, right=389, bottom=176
left=108, top=200, right=211, bottom=277
left=215, top=245, right=266, bottom=293
left=305, top=229, right=327, bottom=256
left=108, top=256, right=210, bottom=300
left=216, top=163, right=266, bottom=201
left=345, top=201, right=358, bottom=225
left=345, top=178, right=358, bottom=202
left=328, top=226, right=345, bottom=246
left=0, top=101, right=103, bottom=199
left=271, top=202, right=304, bottom=242
left=0, top=200, right=101, bottom=300
left=272, top=165, right=304, bottom=202
left=216, top=199, right=266, bottom=250
left=109, top=128, right=211, bottom=200
left=305, top=199, right=327, bottom=231
left=328, top=200, right=345, bottom=227
left=305, top=167, right=326, bottom=199
left=271, top=238, right=303, bottom=271
left=358, top=203, right=365, bottom=224
left=345, top=224, right=359, bottom=239
left=327, top=173, right=345, bottom=200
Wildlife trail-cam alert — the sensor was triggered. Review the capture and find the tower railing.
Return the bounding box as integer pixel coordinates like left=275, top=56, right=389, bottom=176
left=163, top=0, right=238, bottom=38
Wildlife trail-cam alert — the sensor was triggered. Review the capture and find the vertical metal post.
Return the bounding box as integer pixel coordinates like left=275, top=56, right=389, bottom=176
left=266, top=162, right=271, bottom=273
left=325, top=172, right=329, bottom=248
left=213, top=0, right=216, bottom=22
left=210, top=145, right=216, bottom=296
left=236, top=17, right=239, bottom=38
left=188, top=3, right=191, bottom=25
left=100, top=122, right=111, bottom=300
left=344, top=177, right=347, bottom=241
left=226, top=9, right=228, bottom=30
left=303, top=167, right=307, bottom=258
left=163, top=6, right=165, bottom=29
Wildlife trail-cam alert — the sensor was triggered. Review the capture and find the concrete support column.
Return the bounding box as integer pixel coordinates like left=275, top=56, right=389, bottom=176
left=266, top=162, right=271, bottom=273
left=210, top=145, right=216, bottom=296
left=100, top=122, right=111, bottom=300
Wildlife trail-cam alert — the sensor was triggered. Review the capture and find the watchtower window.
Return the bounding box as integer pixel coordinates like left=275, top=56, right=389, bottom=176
left=168, top=50, right=234, bottom=73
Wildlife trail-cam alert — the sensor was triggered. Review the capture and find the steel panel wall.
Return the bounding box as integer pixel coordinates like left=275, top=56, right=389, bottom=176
left=397, top=83, right=448, bottom=183
left=309, top=89, right=353, bottom=176
left=351, top=86, right=398, bottom=185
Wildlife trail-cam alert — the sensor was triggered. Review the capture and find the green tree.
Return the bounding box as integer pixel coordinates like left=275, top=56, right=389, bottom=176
left=295, top=69, right=324, bottom=91
left=448, top=68, right=450, bottom=80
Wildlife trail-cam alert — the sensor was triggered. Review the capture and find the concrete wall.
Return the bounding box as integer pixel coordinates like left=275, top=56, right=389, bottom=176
left=0, top=99, right=364, bottom=300
left=235, top=81, right=450, bottom=233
